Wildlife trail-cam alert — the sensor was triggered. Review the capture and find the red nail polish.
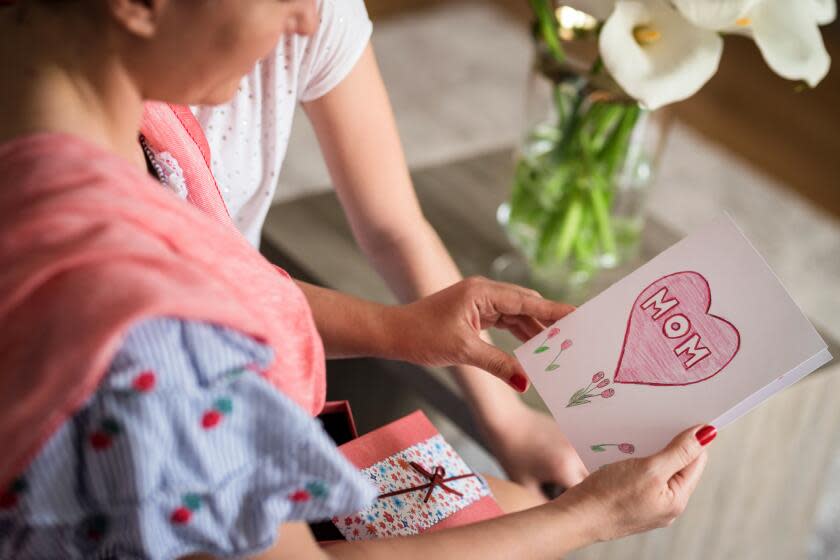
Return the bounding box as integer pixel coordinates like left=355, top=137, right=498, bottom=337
left=695, top=425, right=716, bottom=446
left=510, top=374, right=528, bottom=393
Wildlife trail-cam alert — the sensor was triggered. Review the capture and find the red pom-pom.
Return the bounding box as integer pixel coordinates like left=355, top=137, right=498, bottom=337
left=0, top=491, right=18, bottom=510
left=89, top=431, right=112, bottom=450
left=289, top=490, right=311, bottom=503
left=201, top=410, right=222, bottom=429
left=132, top=371, right=156, bottom=393
left=171, top=507, right=192, bottom=524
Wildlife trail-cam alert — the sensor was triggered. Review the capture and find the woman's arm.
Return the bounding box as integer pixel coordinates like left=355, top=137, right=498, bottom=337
left=302, top=45, right=588, bottom=490
left=209, top=425, right=713, bottom=560
left=296, top=277, right=573, bottom=391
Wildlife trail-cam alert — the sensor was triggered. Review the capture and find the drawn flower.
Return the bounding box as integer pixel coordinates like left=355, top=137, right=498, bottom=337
left=545, top=338, right=575, bottom=370
left=567, top=373, right=618, bottom=407
left=618, top=443, right=636, bottom=454
left=591, top=442, right=636, bottom=454
left=534, top=328, right=562, bottom=354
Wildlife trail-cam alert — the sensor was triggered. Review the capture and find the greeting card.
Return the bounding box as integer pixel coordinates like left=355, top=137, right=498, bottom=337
left=515, top=215, right=832, bottom=470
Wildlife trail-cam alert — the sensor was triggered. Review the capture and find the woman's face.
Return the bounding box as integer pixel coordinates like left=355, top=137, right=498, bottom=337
left=124, top=0, right=318, bottom=105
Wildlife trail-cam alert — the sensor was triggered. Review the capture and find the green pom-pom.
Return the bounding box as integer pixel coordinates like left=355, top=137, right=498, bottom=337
left=214, top=397, right=233, bottom=415
left=305, top=481, right=329, bottom=499
left=183, top=493, right=202, bottom=511
left=102, top=417, right=121, bottom=435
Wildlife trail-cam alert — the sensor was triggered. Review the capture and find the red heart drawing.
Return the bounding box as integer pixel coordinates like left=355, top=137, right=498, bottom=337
left=613, top=271, right=740, bottom=386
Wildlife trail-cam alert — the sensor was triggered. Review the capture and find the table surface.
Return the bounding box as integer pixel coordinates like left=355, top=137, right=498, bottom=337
left=263, top=148, right=840, bottom=559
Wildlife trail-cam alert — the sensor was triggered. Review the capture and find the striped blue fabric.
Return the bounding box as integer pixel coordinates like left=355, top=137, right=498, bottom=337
left=0, top=318, right=376, bottom=559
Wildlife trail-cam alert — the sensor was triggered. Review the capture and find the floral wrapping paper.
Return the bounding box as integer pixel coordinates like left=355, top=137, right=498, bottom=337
left=333, top=433, right=493, bottom=540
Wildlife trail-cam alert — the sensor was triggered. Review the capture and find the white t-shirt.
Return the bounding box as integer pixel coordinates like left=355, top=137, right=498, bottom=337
left=192, top=0, right=372, bottom=246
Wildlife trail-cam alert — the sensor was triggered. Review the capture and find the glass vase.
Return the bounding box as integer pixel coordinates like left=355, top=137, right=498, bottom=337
left=499, top=19, right=670, bottom=298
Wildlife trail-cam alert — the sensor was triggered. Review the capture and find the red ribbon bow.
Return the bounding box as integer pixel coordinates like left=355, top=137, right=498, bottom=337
left=378, top=461, right=477, bottom=503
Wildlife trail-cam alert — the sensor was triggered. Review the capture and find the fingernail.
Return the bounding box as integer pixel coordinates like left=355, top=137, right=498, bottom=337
left=509, top=373, right=529, bottom=393
left=695, top=425, right=717, bottom=446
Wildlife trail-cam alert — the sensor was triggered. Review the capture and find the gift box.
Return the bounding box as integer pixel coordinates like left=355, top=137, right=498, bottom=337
left=331, top=410, right=503, bottom=541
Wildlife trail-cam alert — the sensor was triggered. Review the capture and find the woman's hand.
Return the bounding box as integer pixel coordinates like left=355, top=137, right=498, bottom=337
left=560, top=424, right=715, bottom=542
left=387, top=276, right=575, bottom=392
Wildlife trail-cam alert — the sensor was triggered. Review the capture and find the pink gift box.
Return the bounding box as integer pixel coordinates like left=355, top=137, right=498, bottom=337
left=333, top=410, right=503, bottom=541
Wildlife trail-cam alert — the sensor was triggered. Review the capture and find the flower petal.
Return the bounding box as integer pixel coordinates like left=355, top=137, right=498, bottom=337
left=750, top=0, right=831, bottom=86
left=599, top=0, right=723, bottom=109
left=811, top=0, right=837, bottom=25
left=672, top=0, right=763, bottom=30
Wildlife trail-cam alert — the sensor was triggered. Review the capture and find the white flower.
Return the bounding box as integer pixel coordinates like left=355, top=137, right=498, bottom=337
left=599, top=0, right=723, bottom=109
left=672, top=0, right=833, bottom=86
left=810, top=0, right=837, bottom=25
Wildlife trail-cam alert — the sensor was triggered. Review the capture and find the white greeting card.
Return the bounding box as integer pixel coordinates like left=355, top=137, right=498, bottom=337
left=515, top=215, right=832, bottom=470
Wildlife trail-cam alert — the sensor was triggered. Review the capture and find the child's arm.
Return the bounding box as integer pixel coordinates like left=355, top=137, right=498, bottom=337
left=302, top=45, right=588, bottom=491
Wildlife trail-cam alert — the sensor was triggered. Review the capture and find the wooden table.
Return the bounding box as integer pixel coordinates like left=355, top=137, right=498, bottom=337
left=262, top=149, right=840, bottom=559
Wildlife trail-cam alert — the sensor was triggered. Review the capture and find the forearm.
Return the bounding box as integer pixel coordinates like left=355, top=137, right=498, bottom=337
left=255, top=497, right=597, bottom=560
left=295, top=281, right=398, bottom=360
left=358, top=222, right=528, bottom=422
left=330, top=500, right=592, bottom=560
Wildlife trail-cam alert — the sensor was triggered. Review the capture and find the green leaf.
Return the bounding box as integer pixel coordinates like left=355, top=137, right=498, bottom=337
left=569, top=388, right=587, bottom=401
left=590, top=445, right=606, bottom=452
left=545, top=363, right=561, bottom=372
left=534, top=346, right=549, bottom=354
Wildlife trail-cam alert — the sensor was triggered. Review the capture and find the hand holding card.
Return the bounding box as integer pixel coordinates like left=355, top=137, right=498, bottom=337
left=516, top=215, right=832, bottom=470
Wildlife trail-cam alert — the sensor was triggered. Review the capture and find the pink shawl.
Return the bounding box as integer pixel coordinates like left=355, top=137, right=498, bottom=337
left=0, top=103, right=326, bottom=488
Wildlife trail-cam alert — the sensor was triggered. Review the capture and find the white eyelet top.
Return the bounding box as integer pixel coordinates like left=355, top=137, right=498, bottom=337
left=191, top=0, right=372, bottom=246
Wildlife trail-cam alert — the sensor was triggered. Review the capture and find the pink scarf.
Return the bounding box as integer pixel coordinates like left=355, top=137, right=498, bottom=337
left=0, top=103, right=326, bottom=488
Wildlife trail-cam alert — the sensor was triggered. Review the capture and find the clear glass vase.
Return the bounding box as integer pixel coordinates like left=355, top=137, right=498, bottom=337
left=498, top=21, right=670, bottom=298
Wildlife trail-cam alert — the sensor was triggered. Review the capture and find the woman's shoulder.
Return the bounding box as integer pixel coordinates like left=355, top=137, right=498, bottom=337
left=0, top=317, right=375, bottom=559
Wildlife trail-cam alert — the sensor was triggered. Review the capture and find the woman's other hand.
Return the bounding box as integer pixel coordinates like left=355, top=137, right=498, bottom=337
left=561, top=424, right=715, bottom=542
left=388, top=276, right=575, bottom=392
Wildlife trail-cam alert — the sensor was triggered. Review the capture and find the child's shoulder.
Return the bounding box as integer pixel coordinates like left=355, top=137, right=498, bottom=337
left=0, top=317, right=375, bottom=559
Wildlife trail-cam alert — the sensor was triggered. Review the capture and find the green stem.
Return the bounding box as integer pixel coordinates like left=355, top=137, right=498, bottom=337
left=589, top=187, right=616, bottom=258
left=529, top=0, right=565, bottom=64
left=554, top=194, right=584, bottom=263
